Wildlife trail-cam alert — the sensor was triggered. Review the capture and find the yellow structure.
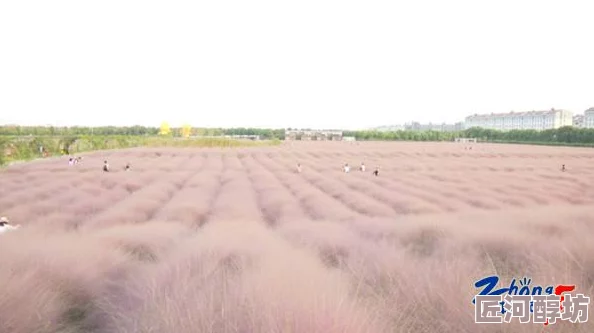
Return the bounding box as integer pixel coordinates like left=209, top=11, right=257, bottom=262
left=159, top=122, right=171, bottom=135
left=181, top=124, right=192, bottom=138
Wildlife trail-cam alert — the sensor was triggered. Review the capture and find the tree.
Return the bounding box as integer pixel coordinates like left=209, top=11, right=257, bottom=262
left=181, top=124, right=192, bottom=138
left=159, top=122, right=171, bottom=136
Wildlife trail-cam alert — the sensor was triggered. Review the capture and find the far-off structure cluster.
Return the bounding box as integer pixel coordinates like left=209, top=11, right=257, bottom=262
left=285, top=129, right=344, bottom=141
left=464, top=108, right=574, bottom=131
left=373, top=106, right=594, bottom=133
left=464, top=107, right=594, bottom=131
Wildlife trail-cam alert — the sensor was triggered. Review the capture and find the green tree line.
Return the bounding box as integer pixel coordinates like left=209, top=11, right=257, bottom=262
left=344, top=126, right=594, bottom=146
left=0, top=125, right=159, bottom=136
left=463, top=126, right=594, bottom=145
left=0, top=126, right=286, bottom=139
left=343, top=130, right=462, bottom=141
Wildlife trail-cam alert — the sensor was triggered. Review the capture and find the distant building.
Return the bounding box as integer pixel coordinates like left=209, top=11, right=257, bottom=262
left=404, top=122, right=463, bottom=132
left=464, top=109, right=573, bottom=131
left=285, top=129, right=343, bottom=141
left=573, top=114, right=585, bottom=128
left=584, top=108, right=594, bottom=128
left=373, top=122, right=462, bottom=132
left=224, top=135, right=260, bottom=140
left=373, top=125, right=405, bottom=131
left=454, top=137, right=478, bottom=143
left=285, top=130, right=298, bottom=140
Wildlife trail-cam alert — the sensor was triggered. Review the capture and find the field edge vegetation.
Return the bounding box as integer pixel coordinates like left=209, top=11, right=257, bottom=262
left=4, top=125, right=594, bottom=147
left=2, top=125, right=594, bottom=166
left=344, top=126, right=594, bottom=146
left=0, top=135, right=281, bottom=167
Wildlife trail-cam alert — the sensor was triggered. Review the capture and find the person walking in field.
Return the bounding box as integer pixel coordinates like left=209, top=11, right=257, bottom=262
left=561, top=164, right=566, bottom=172
left=343, top=163, right=350, bottom=173
left=296, top=163, right=302, bottom=173
left=0, top=217, right=20, bottom=234
left=373, top=166, right=379, bottom=176
left=125, top=163, right=131, bottom=171
left=360, top=162, right=366, bottom=172
left=103, top=160, right=110, bottom=172
left=68, top=157, right=74, bottom=166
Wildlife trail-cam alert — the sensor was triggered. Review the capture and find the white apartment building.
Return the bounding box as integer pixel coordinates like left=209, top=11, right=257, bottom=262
left=464, top=109, right=573, bottom=131
left=573, top=115, right=584, bottom=128
left=584, top=108, right=594, bottom=128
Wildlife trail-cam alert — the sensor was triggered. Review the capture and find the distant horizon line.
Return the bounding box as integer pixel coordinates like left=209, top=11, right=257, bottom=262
left=0, top=123, right=368, bottom=131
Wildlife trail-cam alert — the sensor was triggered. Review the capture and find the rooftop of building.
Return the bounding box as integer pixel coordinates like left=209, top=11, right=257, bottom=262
left=466, top=109, right=570, bottom=119
left=285, top=129, right=343, bottom=135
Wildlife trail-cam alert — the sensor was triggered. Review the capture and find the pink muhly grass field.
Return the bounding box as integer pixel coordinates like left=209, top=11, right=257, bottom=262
left=1, top=142, right=594, bottom=333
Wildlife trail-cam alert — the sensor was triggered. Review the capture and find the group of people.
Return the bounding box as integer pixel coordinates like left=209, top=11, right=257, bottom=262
left=296, top=162, right=379, bottom=176
left=1, top=159, right=131, bottom=236
left=69, top=158, right=130, bottom=172
left=343, top=162, right=379, bottom=176
left=68, top=156, right=83, bottom=166
left=102, top=160, right=131, bottom=172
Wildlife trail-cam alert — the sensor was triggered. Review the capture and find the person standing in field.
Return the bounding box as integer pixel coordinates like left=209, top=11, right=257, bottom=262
left=343, top=163, right=350, bottom=173
left=373, top=166, right=379, bottom=176
left=125, top=163, right=131, bottom=171
left=296, top=163, right=302, bottom=173
left=0, top=217, right=20, bottom=234
left=360, top=162, right=366, bottom=172
left=103, top=160, right=110, bottom=172
left=561, top=164, right=566, bottom=172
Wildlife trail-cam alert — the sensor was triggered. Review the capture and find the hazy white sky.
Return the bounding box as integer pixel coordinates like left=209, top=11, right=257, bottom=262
left=1, top=0, right=593, bottom=130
